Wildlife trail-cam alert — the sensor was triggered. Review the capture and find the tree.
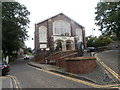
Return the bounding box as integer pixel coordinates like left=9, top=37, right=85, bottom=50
left=87, top=36, right=97, bottom=47
left=2, top=2, right=30, bottom=59
left=94, top=36, right=113, bottom=47
left=87, top=36, right=113, bottom=48
left=24, top=47, right=32, bottom=55
left=95, top=2, right=120, bottom=40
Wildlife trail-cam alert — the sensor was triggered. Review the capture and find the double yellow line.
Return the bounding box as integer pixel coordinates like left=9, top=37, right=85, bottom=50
left=95, top=54, right=120, bottom=81
left=7, top=75, right=21, bottom=89
left=28, top=64, right=120, bottom=88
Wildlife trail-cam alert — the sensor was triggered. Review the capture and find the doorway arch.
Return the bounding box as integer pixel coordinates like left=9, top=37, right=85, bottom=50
left=55, top=40, right=63, bottom=51
left=66, top=40, right=74, bottom=50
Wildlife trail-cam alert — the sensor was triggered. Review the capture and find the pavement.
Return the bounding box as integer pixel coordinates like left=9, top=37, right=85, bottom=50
left=27, top=54, right=119, bottom=85
left=1, top=73, right=22, bottom=89
left=0, top=75, right=14, bottom=89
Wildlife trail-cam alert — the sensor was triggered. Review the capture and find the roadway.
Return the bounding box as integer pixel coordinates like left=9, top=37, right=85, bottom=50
left=97, top=49, right=119, bottom=75
left=9, top=58, right=92, bottom=88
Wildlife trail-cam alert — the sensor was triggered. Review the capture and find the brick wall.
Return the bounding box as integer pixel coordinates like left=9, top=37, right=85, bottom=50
left=65, top=57, right=96, bottom=74
left=47, top=50, right=77, bottom=67
left=35, top=50, right=48, bottom=63
left=56, top=52, right=77, bottom=68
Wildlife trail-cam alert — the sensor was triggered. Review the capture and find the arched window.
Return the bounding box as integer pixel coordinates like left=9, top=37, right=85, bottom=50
left=39, top=26, right=47, bottom=43
left=53, top=20, right=71, bottom=36
left=76, top=28, right=83, bottom=42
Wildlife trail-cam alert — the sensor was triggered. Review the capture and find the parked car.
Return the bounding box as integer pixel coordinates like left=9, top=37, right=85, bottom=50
left=24, top=54, right=29, bottom=60
left=0, top=62, right=10, bottom=76
left=87, top=47, right=95, bottom=52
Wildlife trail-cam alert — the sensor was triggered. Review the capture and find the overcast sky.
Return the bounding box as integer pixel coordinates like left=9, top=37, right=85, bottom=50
left=17, top=0, right=101, bottom=49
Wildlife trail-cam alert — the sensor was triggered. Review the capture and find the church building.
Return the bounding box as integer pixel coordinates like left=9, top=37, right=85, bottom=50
left=34, top=13, right=87, bottom=62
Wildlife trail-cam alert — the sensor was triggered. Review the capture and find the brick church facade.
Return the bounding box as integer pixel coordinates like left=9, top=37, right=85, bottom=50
left=34, top=13, right=87, bottom=62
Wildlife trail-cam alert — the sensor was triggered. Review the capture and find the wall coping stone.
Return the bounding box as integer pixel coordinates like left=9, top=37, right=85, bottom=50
left=65, top=57, right=96, bottom=61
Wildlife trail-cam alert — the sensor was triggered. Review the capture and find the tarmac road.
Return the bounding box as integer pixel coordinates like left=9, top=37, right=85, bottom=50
left=9, top=58, right=92, bottom=88
left=97, top=49, right=119, bottom=75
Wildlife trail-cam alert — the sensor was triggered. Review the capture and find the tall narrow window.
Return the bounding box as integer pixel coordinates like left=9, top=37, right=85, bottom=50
left=39, top=26, right=47, bottom=43
left=76, top=28, right=83, bottom=42
left=53, top=20, right=71, bottom=36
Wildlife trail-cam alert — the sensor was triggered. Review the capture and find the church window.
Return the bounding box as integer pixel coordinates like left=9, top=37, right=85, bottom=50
left=76, top=28, right=83, bottom=42
left=53, top=20, right=71, bottom=36
left=39, top=26, right=47, bottom=43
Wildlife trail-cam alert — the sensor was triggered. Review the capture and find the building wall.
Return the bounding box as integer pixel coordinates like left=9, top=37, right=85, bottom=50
left=35, top=14, right=86, bottom=53
left=35, top=21, right=48, bottom=52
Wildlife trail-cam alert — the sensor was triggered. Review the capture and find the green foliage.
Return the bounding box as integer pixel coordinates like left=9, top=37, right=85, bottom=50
left=2, top=2, right=30, bottom=58
left=95, top=36, right=113, bottom=47
left=87, top=37, right=97, bottom=47
left=26, top=52, right=32, bottom=56
left=24, top=47, right=32, bottom=55
left=87, top=36, right=113, bottom=47
left=95, top=2, right=120, bottom=39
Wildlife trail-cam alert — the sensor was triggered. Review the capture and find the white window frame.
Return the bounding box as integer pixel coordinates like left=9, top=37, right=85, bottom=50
left=53, top=20, right=71, bottom=36
left=39, top=26, right=47, bottom=43
left=76, top=28, right=83, bottom=42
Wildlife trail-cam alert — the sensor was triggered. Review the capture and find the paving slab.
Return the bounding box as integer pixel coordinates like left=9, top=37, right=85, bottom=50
left=0, top=76, right=13, bottom=89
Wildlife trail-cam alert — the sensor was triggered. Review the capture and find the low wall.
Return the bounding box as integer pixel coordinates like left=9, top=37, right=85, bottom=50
left=35, top=50, right=77, bottom=64
left=65, top=57, right=96, bottom=74
left=35, top=51, right=48, bottom=63
left=47, top=50, right=77, bottom=67
left=56, top=52, right=77, bottom=68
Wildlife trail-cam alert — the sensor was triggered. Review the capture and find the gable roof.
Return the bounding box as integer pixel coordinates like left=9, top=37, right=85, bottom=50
left=36, top=13, right=85, bottom=28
